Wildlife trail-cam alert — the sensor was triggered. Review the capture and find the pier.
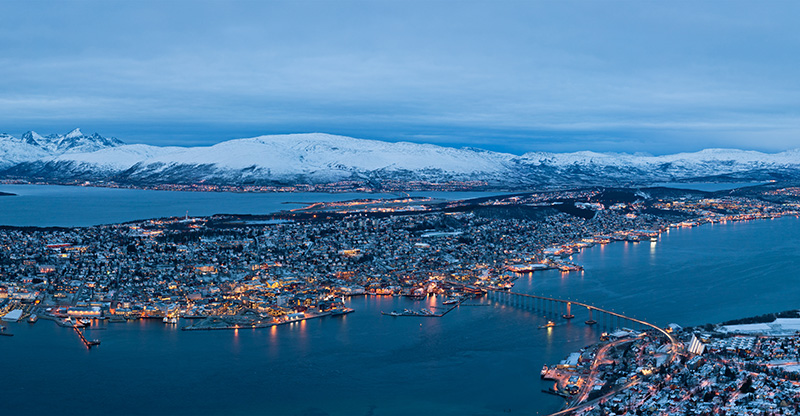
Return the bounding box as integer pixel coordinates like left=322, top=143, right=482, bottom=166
left=72, top=325, right=100, bottom=349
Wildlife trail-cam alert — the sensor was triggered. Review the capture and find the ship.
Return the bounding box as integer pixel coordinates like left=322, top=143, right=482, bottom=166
left=443, top=298, right=459, bottom=305
left=27, top=314, right=38, bottom=323
left=329, top=307, right=354, bottom=316
left=79, top=318, right=92, bottom=326
left=539, top=321, right=556, bottom=329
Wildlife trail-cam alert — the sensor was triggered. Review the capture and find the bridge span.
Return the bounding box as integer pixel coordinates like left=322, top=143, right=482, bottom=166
left=485, top=289, right=677, bottom=345
left=487, top=289, right=681, bottom=415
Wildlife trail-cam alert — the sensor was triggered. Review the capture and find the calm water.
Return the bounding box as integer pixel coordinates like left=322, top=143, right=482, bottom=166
left=0, top=184, right=509, bottom=227
left=517, top=216, right=800, bottom=327
left=650, top=182, right=768, bottom=192
left=1, top=188, right=799, bottom=415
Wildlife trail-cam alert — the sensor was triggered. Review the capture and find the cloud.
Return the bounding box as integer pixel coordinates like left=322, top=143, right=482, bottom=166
left=1, top=1, right=799, bottom=154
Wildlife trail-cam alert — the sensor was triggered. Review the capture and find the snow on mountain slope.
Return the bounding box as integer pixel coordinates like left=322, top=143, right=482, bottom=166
left=146, top=134, right=515, bottom=173
left=2, top=129, right=800, bottom=187
left=0, top=133, right=50, bottom=168
left=20, top=128, right=124, bottom=154
left=51, top=133, right=517, bottom=178
left=522, top=148, right=800, bottom=167
left=52, top=143, right=184, bottom=170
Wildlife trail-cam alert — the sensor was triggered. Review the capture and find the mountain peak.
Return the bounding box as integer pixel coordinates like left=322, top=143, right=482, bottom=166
left=10, top=129, right=124, bottom=154
left=2, top=130, right=800, bottom=188
left=65, top=128, right=83, bottom=139
left=21, top=130, right=45, bottom=146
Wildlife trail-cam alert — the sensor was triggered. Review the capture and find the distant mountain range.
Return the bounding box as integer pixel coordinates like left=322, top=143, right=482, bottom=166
left=1, top=129, right=799, bottom=189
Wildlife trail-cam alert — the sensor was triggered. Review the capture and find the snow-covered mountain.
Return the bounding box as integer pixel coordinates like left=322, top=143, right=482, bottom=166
left=0, top=128, right=123, bottom=169
left=1, top=130, right=799, bottom=188
left=19, top=128, right=124, bottom=154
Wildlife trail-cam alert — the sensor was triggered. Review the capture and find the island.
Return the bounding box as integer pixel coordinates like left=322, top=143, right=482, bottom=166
left=0, top=186, right=798, bottom=337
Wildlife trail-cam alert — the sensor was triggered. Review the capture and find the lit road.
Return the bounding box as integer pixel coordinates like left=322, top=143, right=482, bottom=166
left=487, top=289, right=686, bottom=416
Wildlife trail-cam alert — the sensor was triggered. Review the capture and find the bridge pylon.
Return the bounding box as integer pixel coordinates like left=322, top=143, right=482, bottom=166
left=585, top=306, right=597, bottom=325
left=562, top=302, right=575, bottom=319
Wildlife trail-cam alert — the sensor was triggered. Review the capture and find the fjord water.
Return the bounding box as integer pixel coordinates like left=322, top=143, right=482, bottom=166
left=2, top=186, right=800, bottom=415
left=516, top=216, right=800, bottom=328
left=0, top=184, right=507, bottom=227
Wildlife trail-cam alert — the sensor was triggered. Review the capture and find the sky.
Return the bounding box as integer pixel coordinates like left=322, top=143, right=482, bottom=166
left=1, top=0, right=799, bottom=155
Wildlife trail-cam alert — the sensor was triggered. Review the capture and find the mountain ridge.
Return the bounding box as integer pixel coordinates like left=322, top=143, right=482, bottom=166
left=1, top=130, right=799, bottom=189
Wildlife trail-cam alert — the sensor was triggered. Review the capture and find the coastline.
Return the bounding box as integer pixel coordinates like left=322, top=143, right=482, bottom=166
left=3, top=207, right=800, bottom=415
left=545, top=308, right=800, bottom=415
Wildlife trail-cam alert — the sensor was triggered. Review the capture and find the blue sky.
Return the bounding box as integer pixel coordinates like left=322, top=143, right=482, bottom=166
left=1, top=1, right=799, bottom=154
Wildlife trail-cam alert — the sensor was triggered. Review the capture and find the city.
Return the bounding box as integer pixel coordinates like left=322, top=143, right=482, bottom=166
left=3, top=186, right=800, bottom=414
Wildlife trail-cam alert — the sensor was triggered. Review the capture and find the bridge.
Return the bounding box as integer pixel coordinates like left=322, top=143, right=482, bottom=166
left=485, top=289, right=677, bottom=346
left=487, top=289, right=681, bottom=415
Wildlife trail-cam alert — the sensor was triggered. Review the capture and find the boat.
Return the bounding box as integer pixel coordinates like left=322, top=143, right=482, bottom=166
left=443, top=298, right=459, bottom=305
left=330, top=307, right=354, bottom=316
left=650, top=236, right=658, bottom=242
left=79, top=318, right=91, bottom=326
left=88, top=339, right=101, bottom=346
left=539, top=321, right=556, bottom=329
left=540, top=365, right=548, bottom=378
left=163, top=316, right=178, bottom=324
left=585, top=319, right=597, bottom=325
left=27, top=314, right=38, bottom=323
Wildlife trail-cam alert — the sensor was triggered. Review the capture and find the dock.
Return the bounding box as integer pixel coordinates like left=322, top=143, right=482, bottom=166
left=72, top=326, right=100, bottom=349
